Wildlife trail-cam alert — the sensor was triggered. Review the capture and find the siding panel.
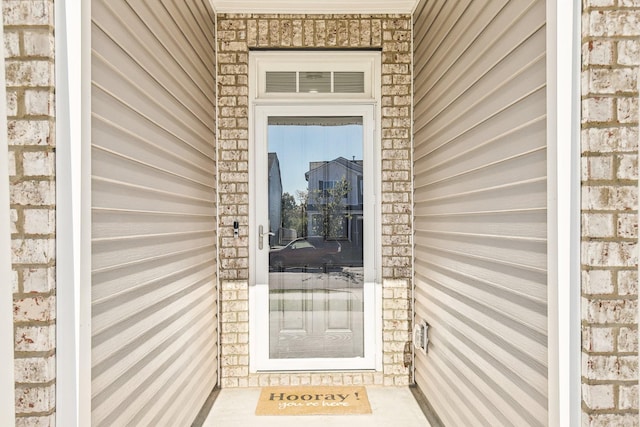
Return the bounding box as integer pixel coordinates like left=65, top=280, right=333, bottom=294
left=413, top=1, right=548, bottom=425
left=91, top=1, right=217, bottom=426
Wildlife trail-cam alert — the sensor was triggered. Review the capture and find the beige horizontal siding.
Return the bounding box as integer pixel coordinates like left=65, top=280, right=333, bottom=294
left=413, top=0, right=548, bottom=425
left=91, top=1, right=217, bottom=426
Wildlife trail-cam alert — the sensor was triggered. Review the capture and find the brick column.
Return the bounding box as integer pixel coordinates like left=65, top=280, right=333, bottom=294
left=4, top=1, right=56, bottom=425
left=581, top=3, right=639, bottom=424
left=380, top=17, right=413, bottom=386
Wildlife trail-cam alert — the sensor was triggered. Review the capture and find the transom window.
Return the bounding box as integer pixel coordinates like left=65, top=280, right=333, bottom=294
left=266, top=71, right=365, bottom=94
left=250, top=51, right=379, bottom=100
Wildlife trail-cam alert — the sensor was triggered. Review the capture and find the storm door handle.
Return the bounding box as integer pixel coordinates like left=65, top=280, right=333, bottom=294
left=258, top=225, right=274, bottom=250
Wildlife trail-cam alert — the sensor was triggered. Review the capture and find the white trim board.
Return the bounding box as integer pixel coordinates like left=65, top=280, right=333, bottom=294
left=546, top=0, right=582, bottom=426
left=56, top=0, right=92, bottom=426
left=210, top=0, right=417, bottom=14
left=55, top=0, right=79, bottom=424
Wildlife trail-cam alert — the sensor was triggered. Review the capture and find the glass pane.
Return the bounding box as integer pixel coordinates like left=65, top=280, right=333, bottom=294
left=299, top=72, right=331, bottom=93
left=267, top=116, right=364, bottom=359
left=334, top=72, right=365, bottom=93
left=266, top=72, right=297, bottom=92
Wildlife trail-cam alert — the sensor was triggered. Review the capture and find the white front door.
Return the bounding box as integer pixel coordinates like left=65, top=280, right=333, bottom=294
left=251, top=104, right=377, bottom=371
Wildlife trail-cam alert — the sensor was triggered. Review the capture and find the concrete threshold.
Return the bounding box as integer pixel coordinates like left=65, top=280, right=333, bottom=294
left=201, top=386, right=431, bottom=427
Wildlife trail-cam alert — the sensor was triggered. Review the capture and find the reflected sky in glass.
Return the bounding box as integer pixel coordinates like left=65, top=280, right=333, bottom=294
left=268, top=123, right=363, bottom=195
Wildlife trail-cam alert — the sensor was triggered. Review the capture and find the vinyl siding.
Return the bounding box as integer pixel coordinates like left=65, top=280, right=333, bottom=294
left=412, top=1, right=548, bottom=425
left=91, top=1, right=217, bottom=425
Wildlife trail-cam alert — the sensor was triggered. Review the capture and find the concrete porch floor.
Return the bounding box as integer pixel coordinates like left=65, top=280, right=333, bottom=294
left=202, top=387, right=431, bottom=427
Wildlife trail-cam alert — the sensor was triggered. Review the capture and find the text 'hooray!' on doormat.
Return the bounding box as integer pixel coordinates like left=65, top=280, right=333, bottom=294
left=255, top=386, right=372, bottom=416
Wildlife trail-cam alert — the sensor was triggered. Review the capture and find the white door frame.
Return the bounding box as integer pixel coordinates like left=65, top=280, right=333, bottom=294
left=250, top=104, right=379, bottom=371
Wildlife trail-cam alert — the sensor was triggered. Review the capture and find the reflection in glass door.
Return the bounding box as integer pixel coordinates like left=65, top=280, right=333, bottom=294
left=253, top=105, right=376, bottom=370
left=267, top=116, right=365, bottom=359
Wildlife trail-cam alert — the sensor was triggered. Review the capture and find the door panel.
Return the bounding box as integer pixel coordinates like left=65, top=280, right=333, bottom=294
left=269, top=271, right=364, bottom=359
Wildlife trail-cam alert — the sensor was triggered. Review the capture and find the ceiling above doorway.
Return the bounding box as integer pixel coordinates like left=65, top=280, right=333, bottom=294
left=209, top=0, right=420, bottom=14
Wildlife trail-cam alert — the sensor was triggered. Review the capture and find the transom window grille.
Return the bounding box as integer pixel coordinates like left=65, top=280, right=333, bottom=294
left=250, top=51, right=379, bottom=100
left=266, top=71, right=365, bottom=94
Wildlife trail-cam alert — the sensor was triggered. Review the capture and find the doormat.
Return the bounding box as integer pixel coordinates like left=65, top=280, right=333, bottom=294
left=255, top=386, right=371, bottom=416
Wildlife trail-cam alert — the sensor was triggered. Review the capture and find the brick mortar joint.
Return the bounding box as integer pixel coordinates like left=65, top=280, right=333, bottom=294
left=583, top=36, right=640, bottom=42
left=13, top=318, right=56, bottom=326
left=583, top=6, right=640, bottom=11
left=582, top=379, right=640, bottom=384
left=581, top=122, right=639, bottom=129
left=581, top=94, right=640, bottom=100
left=581, top=180, right=639, bottom=186
left=581, top=236, right=639, bottom=242
left=580, top=209, right=639, bottom=215
left=6, top=86, right=55, bottom=93
left=582, top=411, right=640, bottom=417
left=580, top=323, right=639, bottom=328
left=11, top=262, right=56, bottom=268
left=11, top=234, right=56, bottom=240
left=582, top=291, right=639, bottom=298
left=583, top=353, right=640, bottom=358
left=15, top=413, right=57, bottom=419
left=7, top=143, right=56, bottom=149
left=13, top=291, right=56, bottom=299
left=9, top=168, right=56, bottom=177
left=7, top=115, right=56, bottom=122
left=14, top=351, right=56, bottom=359
left=582, top=266, right=637, bottom=272
left=581, top=287, right=639, bottom=294
left=582, top=61, right=640, bottom=68
left=3, top=23, right=54, bottom=27
left=582, top=93, right=640, bottom=99
left=15, top=412, right=57, bottom=421
left=5, top=55, right=55, bottom=61
left=13, top=321, right=57, bottom=330
left=15, top=378, right=56, bottom=387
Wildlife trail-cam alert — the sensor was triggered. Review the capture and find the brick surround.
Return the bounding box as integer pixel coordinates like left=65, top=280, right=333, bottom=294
left=216, top=14, right=413, bottom=387
left=3, top=0, right=56, bottom=425
left=581, top=2, right=639, bottom=424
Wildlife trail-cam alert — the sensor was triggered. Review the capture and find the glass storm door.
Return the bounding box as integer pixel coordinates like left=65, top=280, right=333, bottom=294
left=252, top=105, right=376, bottom=371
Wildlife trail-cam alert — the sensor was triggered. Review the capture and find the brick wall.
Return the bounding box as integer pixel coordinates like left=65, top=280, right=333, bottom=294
left=4, top=0, right=56, bottom=425
left=217, top=14, right=413, bottom=387
left=581, top=2, right=639, bottom=425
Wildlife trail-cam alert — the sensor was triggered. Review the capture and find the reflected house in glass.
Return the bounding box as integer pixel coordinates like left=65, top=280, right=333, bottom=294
left=267, top=152, right=282, bottom=247
left=305, top=157, right=364, bottom=265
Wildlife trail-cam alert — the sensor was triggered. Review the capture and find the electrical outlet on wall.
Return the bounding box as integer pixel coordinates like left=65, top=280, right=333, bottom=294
left=413, top=320, right=430, bottom=353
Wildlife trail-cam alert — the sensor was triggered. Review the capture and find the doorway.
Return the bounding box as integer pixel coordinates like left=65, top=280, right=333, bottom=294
left=248, top=51, right=382, bottom=371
